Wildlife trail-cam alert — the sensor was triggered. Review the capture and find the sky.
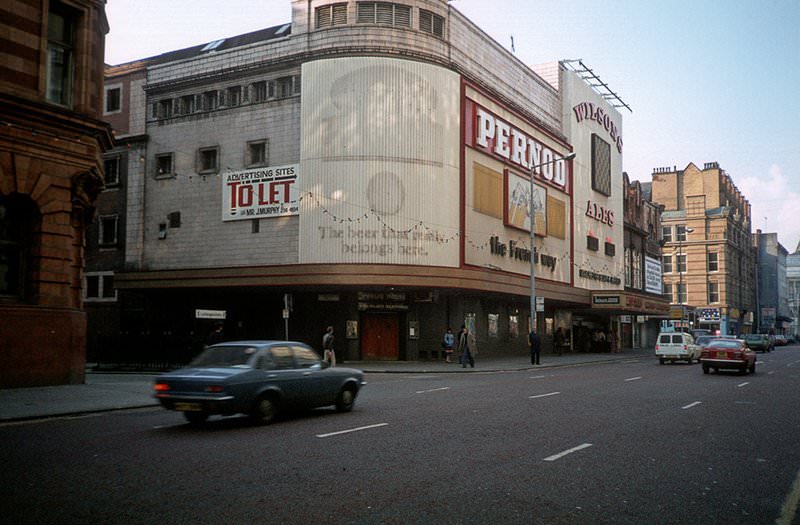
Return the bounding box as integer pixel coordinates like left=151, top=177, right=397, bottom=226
left=105, top=0, right=800, bottom=252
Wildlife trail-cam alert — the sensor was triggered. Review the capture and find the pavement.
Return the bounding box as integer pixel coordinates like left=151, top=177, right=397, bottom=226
left=0, top=347, right=652, bottom=422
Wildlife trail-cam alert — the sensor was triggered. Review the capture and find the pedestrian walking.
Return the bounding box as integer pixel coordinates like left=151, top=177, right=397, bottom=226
left=322, top=326, right=336, bottom=367
left=457, top=325, right=474, bottom=368
left=529, top=329, right=540, bottom=365
left=554, top=326, right=565, bottom=356
left=442, top=327, right=455, bottom=363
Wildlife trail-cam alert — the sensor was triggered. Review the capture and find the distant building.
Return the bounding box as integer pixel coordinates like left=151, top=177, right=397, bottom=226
left=650, top=162, right=756, bottom=336
left=0, top=1, right=112, bottom=387
left=754, top=231, right=791, bottom=334
left=787, top=242, right=800, bottom=337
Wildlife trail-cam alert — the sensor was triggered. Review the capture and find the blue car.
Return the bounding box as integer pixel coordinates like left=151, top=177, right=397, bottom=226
left=154, top=341, right=366, bottom=425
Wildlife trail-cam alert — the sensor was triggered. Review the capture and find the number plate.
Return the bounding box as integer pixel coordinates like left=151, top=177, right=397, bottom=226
left=174, top=402, right=202, bottom=412
left=715, top=352, right=728, bottom=359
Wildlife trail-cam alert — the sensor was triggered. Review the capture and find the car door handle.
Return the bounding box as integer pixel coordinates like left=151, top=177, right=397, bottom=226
left=268, top=374, right=277, bottom=378
left=303, top=371, right=312, bottom=376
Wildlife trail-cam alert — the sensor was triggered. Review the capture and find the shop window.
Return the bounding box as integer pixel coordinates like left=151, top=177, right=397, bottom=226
left=316, top=3, right=348, bottom=28
left=419, top=9, right=444, bottom=37
left=98, top=215, right=119, bottom=246
left=46, top=2, right=77, bottom=106
left=198, top=146, right=219, bottom=174
left=591, top=134, right=611, bottom=196
left=0, top=194, right=37, bottom=300
left=105, top=86, right=121, bottom=114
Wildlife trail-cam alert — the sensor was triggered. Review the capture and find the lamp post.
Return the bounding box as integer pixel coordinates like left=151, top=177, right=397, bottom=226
left=529, top=152, right=576, bottom=334
left=678, top=225, right=694, bottom=331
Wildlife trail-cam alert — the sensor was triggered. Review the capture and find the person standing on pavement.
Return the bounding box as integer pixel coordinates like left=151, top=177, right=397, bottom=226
left=554, top=327, right=565, bottom=356
left=322, top=326, right=336, bottom=367
left=442, top=327, right=455, bottom=363
left=457, top=325, right=474, bottom=368
left=529, top=329, right=541, bottom=365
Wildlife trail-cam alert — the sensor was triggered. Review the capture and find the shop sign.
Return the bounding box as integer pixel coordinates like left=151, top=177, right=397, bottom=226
left=644, top=256, right=662, bottom=295
left=620, top=315, right=632, bottom=324
left=489, top=235, right=557, bottom=271
left=222, top=164, right=298, bottom=221
left=697, top=308, right=720, bottom=321
left=195, top=309, right=226, bottom=319
left=465, top=99, right=569, bottom=192
left=357, top=291, right=408, bottom=311
left=593, top=295, right=620, bottom=305
left=585, top=200, right=614, bottom=226
left=579, top=268, right=621, bottom=285
left=572, top=101, right=623, bottom=153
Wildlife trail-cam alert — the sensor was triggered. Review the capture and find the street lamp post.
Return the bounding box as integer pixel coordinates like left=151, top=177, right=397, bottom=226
left=678, top=225, right=694, bottom=331
left=529, top=152, right=576, bottom=334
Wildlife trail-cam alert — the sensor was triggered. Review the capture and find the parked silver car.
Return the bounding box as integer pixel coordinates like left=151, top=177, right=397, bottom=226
left=154, top=341, right=366, bottom=425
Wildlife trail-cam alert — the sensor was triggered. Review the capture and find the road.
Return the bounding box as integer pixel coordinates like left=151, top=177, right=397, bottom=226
left=2, top=347, right=800, bottom=524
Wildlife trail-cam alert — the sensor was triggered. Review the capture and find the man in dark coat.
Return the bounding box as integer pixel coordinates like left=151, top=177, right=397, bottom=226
left=529, top=329, right=541, bottom=365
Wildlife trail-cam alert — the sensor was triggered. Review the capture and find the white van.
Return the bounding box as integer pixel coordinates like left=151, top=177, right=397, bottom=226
left=655, top=331, right=700, bottom=364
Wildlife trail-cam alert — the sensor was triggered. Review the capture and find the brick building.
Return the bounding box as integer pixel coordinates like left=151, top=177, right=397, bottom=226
left=650, top=162, right=757, bottom=336
left=1, top=0, right=112, bottom=387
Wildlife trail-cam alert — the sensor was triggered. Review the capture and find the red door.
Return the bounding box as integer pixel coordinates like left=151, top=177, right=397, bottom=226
left=361, top=313, right=399, bottom=360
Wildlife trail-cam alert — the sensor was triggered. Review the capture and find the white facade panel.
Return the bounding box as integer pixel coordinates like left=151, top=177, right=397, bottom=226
left=299, top=57, right=460, bottom=266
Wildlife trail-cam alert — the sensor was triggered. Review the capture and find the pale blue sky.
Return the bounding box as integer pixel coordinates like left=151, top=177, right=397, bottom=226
left=105, top=0, right=800, bottom=251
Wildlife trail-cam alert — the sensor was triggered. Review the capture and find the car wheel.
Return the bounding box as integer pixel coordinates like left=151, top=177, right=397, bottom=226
left=702, top=364, right=709, bottom=374
left=335, top=386, right=356, bottom=413
left=184, top=411, right=208, bottom=425
left=659, top=358, right=665, bottom=365
left=250, top=395, right=278, bottom=424
left=749, top=362, right=756, bottom=374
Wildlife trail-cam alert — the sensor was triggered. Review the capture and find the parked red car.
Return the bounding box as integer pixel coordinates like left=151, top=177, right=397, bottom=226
left=700, top=338, right=756, bottom=375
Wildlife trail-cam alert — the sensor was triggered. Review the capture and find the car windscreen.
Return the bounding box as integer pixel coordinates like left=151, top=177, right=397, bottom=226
left=190, top=345, right=257, bottom=367
left=743, top=335, right=760, bottom=341
left=696, top=336, right=713, bottom=345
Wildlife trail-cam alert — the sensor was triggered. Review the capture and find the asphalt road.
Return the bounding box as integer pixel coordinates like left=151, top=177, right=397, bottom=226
left=2, top=347, right=800, bottom=525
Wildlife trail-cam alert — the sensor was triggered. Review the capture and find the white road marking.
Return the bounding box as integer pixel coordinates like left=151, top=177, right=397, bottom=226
left=544, top=443, right=593, bottom=462
left=769, top=371, right=776, bottom=375
left=529, top=392, right=561, bottom=399
left=415, top=387, right=450, bottom=394
left=529, top=375, right=547, bottom=379
left=682, top=401, right=702, bottom=410
left=737, top=382, right=749, bottom=388
left=622, top=360, right=640, bottom=364
left=624, top=376, right=642, bottom=382
left=316, top=423, right=388, bottom=438
left=776, top=466, right=800, bottom=525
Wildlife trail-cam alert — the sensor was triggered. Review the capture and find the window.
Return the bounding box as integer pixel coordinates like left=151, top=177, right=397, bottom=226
left=663, top=283, right=673, bottom=302
left=676, top=225, right=689, bottom=242
left=202, top=91, right=218, bottom=111
left=316, top=3, right=348, bottom=28
left=226, top=86, right=241, bottom=107
left=624, top=247, right=632, bottom=287
left=251, top=81, right=267, bottom=102
left=155, top=153, right=173, bottom=177
left=632, top=249, right=642, bottom=289
left=46, top=2, right=76, bottom=106
left=293, top=346, right=319, bottom=368
left=604, top=242, right=616, bottom=257
left=357, top=2, right=411, bottom=27
left=0, top=195, right=35, bottom=299
left=419, top=9, right=444, bottom=37
left=587, top=235, right=599, bottom=251
left=676, top=254, right=686, bottom=273
left=269, top=346, right=295, bottom=369
left=84, top=272, right=116, bottom=302
left=198, top=146, right=219, bottom=174
left=677, top=283, right=687, bottom=305
left=103, top=156, right=120, bottom=187
left=277, top=77, right=297, bottom=98
left=153, top=99, right=173, bottom=119
left=708, top=252, right=718, bottom=272
left=662, top=225, right=672, bottom=243
left=167, top=212, right=181, bottom=228
left=177, top=95, right=195, bottom=115
left=98, top=215, right=119, bottom=246
left=591, top=134, right=611, bottom=196
left=662, top=254, right=672, bottom=274
left=247, top=140, right=268, bottom=167
left=105, top=86, right=121, bottom=113
left=708, top=282, right=719, bottom=303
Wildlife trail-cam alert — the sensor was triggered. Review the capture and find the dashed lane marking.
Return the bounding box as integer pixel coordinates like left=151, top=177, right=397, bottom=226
left=737, top=382, right=749, bottom=388
left=529, top=392, right=561, bottom=399
left=415, top=387, right=450, bottom=394
left=624, top=376, right=642, bottom=382
left=316, top=423, right=389, bottom=438
left=681, top=401, right=702, bottom=410
left=544, top=443, right=593, bottom=462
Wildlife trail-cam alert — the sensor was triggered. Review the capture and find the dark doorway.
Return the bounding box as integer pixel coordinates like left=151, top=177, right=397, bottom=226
left=361, top=313, right=400, bottom=360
